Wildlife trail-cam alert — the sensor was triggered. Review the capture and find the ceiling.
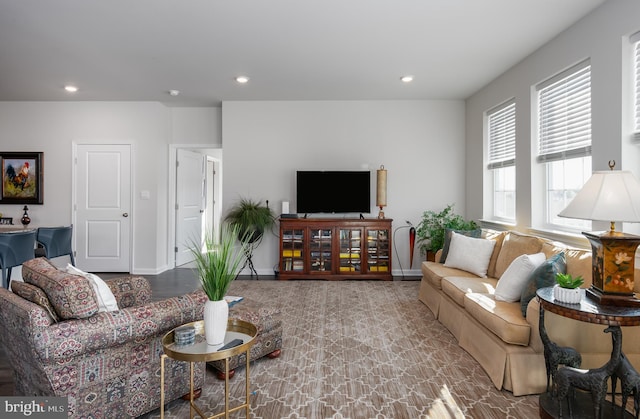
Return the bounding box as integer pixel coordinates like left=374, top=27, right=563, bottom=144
left=0, top=0, right=606, bottom=107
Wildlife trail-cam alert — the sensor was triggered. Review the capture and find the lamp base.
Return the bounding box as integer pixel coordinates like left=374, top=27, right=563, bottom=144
left=586, top=286, right=640, bottom=308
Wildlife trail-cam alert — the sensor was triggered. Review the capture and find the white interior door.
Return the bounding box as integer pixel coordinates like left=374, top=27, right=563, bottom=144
left=74, top=144, right=131, bottom=272
left=175, top=149, right=205, bottom=266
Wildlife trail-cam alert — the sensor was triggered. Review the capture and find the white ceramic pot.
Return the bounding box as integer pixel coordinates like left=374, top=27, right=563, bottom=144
left=203, top=299, right=228, bottom=346
left=553, top=286, right=582, bottom=304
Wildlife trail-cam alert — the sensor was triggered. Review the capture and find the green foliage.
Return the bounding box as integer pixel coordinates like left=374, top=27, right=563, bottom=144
left=555, top=273, right=584, bottom=289
left=189, top=224, right=249, bottom=301
left=224, top=198, right=275, bottom=244
left=415, top=204, right=477, bottom=252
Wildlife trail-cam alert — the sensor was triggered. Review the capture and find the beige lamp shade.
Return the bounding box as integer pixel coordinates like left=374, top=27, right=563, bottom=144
left=558, top=170, right=640, bottom=226
left=376, top=166, right=387, bottom=207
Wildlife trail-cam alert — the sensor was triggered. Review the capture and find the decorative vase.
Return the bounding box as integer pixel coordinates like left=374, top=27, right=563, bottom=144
left=203, top=299, right=228, bottom=346
left=553, top=286, right=582, bottom=304
left=21, top=205, right=31, bottom=226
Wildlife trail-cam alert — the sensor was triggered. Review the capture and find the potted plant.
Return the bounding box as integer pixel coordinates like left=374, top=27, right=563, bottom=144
left=225, top=198, right=276, bottom=243
left=225, top=198, right=276, bottom=276
left=553, top=273, right=584, bottom=304
left=190, top=223, right=249, bottom=346
left=415, top=204, right=478, bottom=260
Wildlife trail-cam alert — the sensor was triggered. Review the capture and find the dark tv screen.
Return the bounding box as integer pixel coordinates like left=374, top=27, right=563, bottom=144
left=296, top=171, right=371, bottom=214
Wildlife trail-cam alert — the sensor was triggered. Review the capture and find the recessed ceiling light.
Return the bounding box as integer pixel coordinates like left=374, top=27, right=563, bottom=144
left=235, top=76, right=250, bottom=84
left=400, top=75, right=414, bottom=83
left=169, top=89, right=180, bottom=96
left=64, top=85, right=78, bottom=93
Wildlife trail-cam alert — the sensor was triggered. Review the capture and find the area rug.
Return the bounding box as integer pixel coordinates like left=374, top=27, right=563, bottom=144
left=144, top=280, right=538, bottom=418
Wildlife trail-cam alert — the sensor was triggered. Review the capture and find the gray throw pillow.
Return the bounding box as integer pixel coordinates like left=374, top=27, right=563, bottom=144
left=520, top=252, right=566, bottom=317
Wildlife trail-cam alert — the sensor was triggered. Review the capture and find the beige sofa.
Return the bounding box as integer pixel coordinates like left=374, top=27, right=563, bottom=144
left=418, top=229, right=640, bottom=396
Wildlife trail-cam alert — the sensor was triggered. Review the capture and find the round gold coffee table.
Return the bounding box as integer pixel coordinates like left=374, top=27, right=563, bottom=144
left=160, top=318, right=257, bottom=419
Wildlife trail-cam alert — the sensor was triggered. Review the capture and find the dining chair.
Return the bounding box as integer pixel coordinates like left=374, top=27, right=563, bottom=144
left=0, top=230, right=36, bottom=289
left=35, top=225, right=75, bottom=266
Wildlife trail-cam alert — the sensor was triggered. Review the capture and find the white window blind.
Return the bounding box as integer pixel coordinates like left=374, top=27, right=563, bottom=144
left=632, top=31, right=640, bottom=135
left=487, top=100, right=516, bottom=169
left=537, top=61, right=592, bottom=163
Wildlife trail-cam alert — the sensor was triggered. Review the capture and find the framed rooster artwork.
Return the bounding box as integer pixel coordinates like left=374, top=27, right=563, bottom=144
left=1, top=152, right=43, bottom=204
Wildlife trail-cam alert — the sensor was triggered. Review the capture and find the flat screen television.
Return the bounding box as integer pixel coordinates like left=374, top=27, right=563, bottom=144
left=296, top=170, right=371, bottom=214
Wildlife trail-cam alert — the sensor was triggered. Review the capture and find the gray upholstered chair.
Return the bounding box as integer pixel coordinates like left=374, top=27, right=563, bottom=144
left=35, top=226, right=75, bottom=265
left=0, top=230, right=36, bottom=289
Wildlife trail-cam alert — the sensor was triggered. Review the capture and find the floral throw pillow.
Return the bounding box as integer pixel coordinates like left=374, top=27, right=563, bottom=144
left=11, top=281, right=60, bottom=322
left=22, top=258, right=99, bottom=320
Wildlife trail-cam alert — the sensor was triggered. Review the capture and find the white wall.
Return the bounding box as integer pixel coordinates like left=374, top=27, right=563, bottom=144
left=0, top=102, right=221, bottom=274
left=222, top=100, right=466, bottom=276
left=466, top=0, right=640, bottom=239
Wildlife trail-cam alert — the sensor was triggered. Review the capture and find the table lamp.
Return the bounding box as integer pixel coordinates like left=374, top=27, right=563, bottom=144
left=376, top=165, right=387, bottom=219
left=558, top=161, right=640, bottom=306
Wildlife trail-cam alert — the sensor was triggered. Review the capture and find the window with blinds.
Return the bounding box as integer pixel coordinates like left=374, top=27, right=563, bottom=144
left=486, top=100, right=516, bottom=221
left=535, top=60, right=592, bottom=230
left=487, top=101, right=515, bottom=169
left=632, top=32, right=640, bottom=136
left=536, top=61, right=591, bottom=162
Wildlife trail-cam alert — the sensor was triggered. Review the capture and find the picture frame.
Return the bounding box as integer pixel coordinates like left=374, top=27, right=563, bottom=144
left=0, top=152, right=44, bottom=204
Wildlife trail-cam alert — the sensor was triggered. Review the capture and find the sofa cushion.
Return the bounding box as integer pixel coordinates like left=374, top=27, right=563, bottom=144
left=444, top=232, right=496, bottom=277
left=565, top=247, right=592, bottom=287
left=421, top=261, right=479, bottom=290
left=520, top=252, right=566, bottom=317
left=494, top=232, right=544, bottom=278
left=442, top=276, right=498, bottom=307
left=484, top=230, right=507, bottom=279
left=494, top=253, right=546, bottom=302
left=10, top=280, right=60, bottom=322
left=464, top=293, right=531, bottom=346
left=22, top=257, right=99, bottom=320
left=440, top=228, right=482, bottom=263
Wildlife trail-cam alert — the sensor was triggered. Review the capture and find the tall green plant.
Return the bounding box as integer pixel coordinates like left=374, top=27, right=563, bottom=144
left=415, top=204, right=477, bottom=253
left=189, top=224, right=249, bottom=301
left=225, top=198, right=275, bottom=244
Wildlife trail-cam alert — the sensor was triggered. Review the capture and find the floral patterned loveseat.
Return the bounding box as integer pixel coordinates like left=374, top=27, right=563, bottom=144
left=0, top=257, right=208, bottom=418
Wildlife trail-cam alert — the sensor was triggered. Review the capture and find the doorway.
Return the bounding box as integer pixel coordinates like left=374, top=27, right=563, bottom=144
left=169, top=146, right=222, bottom=268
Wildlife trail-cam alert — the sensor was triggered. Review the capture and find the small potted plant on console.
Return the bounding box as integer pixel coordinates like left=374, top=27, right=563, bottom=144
left=554, top=273, right=584, bottom=304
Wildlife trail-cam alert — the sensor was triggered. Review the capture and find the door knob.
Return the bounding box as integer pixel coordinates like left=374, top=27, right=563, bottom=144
left=123, top=213, right=129, bottom=217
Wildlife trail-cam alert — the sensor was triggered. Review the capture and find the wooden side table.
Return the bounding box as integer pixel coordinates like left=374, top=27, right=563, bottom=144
left=536, top=287, right=640, bottom=418
left=160, top=318, right=257, bottom=419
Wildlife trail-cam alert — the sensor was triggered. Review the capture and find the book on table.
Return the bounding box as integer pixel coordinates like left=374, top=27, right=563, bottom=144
left=224, top=295, right=244, bottom=308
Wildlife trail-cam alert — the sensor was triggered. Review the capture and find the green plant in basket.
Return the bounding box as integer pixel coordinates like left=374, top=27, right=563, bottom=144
left=555, top=273, right=584, bottom=289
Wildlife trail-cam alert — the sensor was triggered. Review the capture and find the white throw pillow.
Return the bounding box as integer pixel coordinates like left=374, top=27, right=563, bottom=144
left=66, top=264, right=119, bottom=312
left=494, top=253, right=546, bottom=302
left=443, top=232, right=497, bottom=278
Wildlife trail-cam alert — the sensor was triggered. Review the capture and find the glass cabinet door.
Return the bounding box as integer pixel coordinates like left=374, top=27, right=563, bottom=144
left=309, top=229, right=332, bottom=272
left=281, top=228, right=304, bottom=272
left=339, top=228, right=362, bottom=273
left=366, top=229, right=390, bottom=273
